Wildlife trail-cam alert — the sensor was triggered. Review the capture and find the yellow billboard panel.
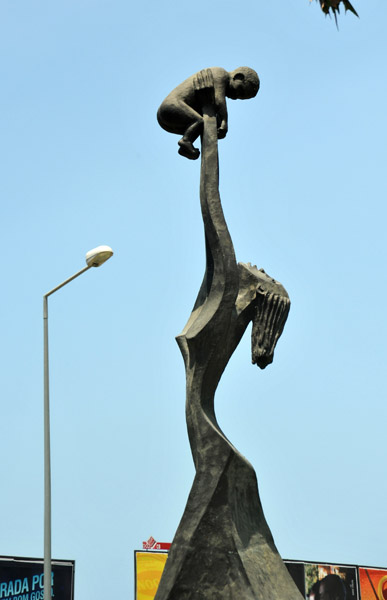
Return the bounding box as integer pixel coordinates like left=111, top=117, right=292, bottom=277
left=135, top=551, right=168, bottom=600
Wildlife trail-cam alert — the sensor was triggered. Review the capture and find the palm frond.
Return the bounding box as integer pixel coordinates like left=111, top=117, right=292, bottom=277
left=311, top=0, right=359, bottom=23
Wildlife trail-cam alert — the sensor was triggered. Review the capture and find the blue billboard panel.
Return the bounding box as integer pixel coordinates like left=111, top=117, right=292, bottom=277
left=0, top=556, right=74, bottom=600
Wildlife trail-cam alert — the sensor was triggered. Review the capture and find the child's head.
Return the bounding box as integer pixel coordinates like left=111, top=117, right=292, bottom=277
left=227, top=67, right=260, bottom=100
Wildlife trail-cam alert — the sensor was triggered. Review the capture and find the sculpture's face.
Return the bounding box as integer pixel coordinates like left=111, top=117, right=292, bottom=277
left=227, top=77, right=256, bottom=100
left=245, top=264, right=288, bottom=297
left=226, top=79, right=242, bottom=100
left=241, top=264, right=290, bottom=369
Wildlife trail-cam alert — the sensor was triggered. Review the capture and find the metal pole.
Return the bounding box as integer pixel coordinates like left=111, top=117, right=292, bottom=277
left=43, top=294, right=51, bottom=600
left=43, top=264, right=91, bottom=600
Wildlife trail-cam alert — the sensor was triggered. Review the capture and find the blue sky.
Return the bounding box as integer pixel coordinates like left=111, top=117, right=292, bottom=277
left=1, top=0, right=386, bottom=597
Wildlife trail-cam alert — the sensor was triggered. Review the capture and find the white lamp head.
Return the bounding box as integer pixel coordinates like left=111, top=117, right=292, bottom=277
left=85, top=245, right=114, bottom=267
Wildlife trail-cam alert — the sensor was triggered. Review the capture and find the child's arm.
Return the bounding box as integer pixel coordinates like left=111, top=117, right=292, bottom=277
left=216, top=100, right=228, bottom=139
left=192, top=68, right=228, bottom=139
left=212, top=69, right=229, bottom=139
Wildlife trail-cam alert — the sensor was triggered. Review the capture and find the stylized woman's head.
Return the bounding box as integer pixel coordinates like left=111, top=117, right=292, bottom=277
left=238, top=263, right=290, bottom=369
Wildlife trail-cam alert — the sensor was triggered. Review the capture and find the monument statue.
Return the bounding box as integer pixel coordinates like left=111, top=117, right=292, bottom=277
left=155, top=67, right=304, bottom=600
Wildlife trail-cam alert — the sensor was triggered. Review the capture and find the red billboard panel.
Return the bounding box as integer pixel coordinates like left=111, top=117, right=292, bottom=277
left=359, top=568, right=387, bottom=600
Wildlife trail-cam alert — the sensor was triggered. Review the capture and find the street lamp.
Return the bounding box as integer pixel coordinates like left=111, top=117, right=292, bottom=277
left=43, top=245, right=113, bottom=600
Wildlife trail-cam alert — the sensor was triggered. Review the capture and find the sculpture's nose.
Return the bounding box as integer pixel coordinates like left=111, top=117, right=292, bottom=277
left=253, top=353, right=273, bottom=370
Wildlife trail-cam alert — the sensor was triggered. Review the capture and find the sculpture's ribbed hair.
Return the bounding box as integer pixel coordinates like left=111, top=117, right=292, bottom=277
left=252, top=291, right=290, bottom=368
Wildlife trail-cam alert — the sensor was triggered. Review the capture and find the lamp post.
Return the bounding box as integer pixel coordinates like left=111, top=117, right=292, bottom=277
left=43, top=245, right=113, bottom=600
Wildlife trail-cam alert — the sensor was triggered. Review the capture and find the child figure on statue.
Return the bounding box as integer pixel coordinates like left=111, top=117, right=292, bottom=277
left=157, top=67, right=260, bottom=160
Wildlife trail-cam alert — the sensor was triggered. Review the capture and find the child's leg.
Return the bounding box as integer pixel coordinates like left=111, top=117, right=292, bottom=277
left=178, top=118, right=203, bottom=160
left=157, top=100, right=203, bottom=160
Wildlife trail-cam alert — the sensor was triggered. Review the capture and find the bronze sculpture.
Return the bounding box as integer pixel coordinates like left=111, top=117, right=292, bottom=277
left=157, top=67, right=259, bottom=159
left=155, top=68, right=303, bottom=599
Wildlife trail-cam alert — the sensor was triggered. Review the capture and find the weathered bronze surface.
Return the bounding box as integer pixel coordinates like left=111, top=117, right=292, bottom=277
left=155, top=69, right=303, bottom=599
left=157, top=67, right=259, bottom=160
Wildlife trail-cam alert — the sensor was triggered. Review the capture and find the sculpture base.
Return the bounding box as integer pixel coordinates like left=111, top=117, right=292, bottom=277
left=156, top=450, right=302, bottom=600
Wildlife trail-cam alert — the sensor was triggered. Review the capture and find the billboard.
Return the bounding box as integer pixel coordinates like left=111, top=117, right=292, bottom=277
left=302, top=562, right=359, bottom=599
left=0, top=556, right=74, bottom=600
left=134, top=550, right=386, bottom=600
left=358, top=568, right=387, bottom=600
left=135, top=552, right=168, bottom=600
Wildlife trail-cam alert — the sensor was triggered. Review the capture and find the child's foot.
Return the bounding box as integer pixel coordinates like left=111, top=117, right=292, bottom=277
left=178, top=139, right=200, bottom=160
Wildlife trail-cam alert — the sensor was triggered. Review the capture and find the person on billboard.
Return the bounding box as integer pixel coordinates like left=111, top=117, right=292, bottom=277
left=318, top=574, right=347, bottom=600
left=309, top=580, right=321, bottom=600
